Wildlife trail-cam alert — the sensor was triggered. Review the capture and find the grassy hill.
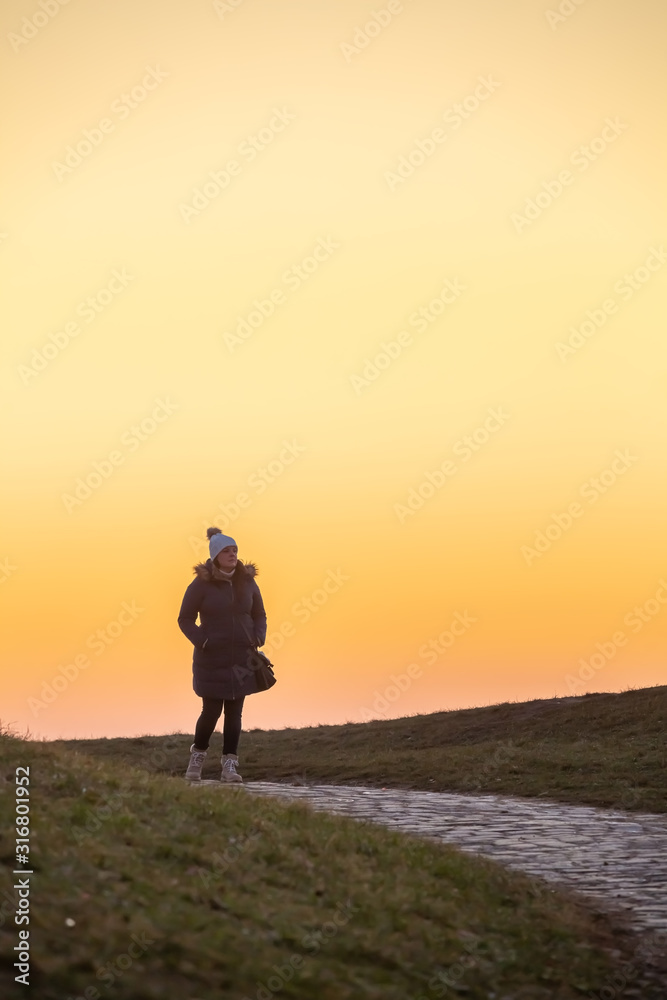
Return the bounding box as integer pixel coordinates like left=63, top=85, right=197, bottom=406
left=54, top=685, right=667, bottom=813
left=1, top=725, right=664, bottom=999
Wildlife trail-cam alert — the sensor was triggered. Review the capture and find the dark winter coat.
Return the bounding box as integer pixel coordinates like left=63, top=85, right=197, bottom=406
left=177, top=558, right=268, bottom=700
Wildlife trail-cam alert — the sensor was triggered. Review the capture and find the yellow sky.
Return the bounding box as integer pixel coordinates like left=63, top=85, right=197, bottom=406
left=2, top=0, right=666, bottom=739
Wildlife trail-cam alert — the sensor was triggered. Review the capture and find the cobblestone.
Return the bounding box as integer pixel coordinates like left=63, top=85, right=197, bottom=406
left=197, top=779, right=667, bottom=940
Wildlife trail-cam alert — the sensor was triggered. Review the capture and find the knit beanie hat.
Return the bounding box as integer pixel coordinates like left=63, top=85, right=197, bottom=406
left=207, top=526, right=237, bottom=561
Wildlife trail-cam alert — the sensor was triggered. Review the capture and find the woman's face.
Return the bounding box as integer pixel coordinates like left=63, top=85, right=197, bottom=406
left=216, top=545, right=238, bottom=571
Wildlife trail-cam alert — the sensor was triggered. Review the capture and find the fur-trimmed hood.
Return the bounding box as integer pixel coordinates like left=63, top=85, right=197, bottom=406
left=192, top=558, right=258, bottom=583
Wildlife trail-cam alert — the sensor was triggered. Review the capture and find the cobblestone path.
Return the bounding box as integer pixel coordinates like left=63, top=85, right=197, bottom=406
left=199, top=779, right=667, bottom=939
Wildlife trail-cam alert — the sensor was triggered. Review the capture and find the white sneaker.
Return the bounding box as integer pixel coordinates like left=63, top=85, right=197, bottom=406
left=185, top=744, right=207, bottom=781
left=221, top=753, right=243, bottom=783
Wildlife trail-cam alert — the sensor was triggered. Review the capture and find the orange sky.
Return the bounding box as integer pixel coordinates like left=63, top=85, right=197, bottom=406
left=2, top=0, right=666, bottom=740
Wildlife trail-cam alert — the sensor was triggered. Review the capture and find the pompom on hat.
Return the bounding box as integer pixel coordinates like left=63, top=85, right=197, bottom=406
left=207, top=526, right=237, bottom=561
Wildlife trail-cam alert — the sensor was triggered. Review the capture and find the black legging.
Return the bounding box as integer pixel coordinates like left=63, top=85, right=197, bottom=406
left=194, top=696, right=245, bottom=755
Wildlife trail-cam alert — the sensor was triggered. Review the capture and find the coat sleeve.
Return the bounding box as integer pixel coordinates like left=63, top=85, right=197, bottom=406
left=251, top=581, right=267, bottom=647
left=177, top=580, right=206, bottom=649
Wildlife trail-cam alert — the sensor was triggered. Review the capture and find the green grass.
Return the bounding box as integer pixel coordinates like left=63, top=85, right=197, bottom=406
left=0, top=727, right=655, bottom=999
left=53, top=685, right=667, bottom=814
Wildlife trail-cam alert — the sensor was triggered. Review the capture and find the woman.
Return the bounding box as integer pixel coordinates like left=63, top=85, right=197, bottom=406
left=177, top=526, right=267, bottom=783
